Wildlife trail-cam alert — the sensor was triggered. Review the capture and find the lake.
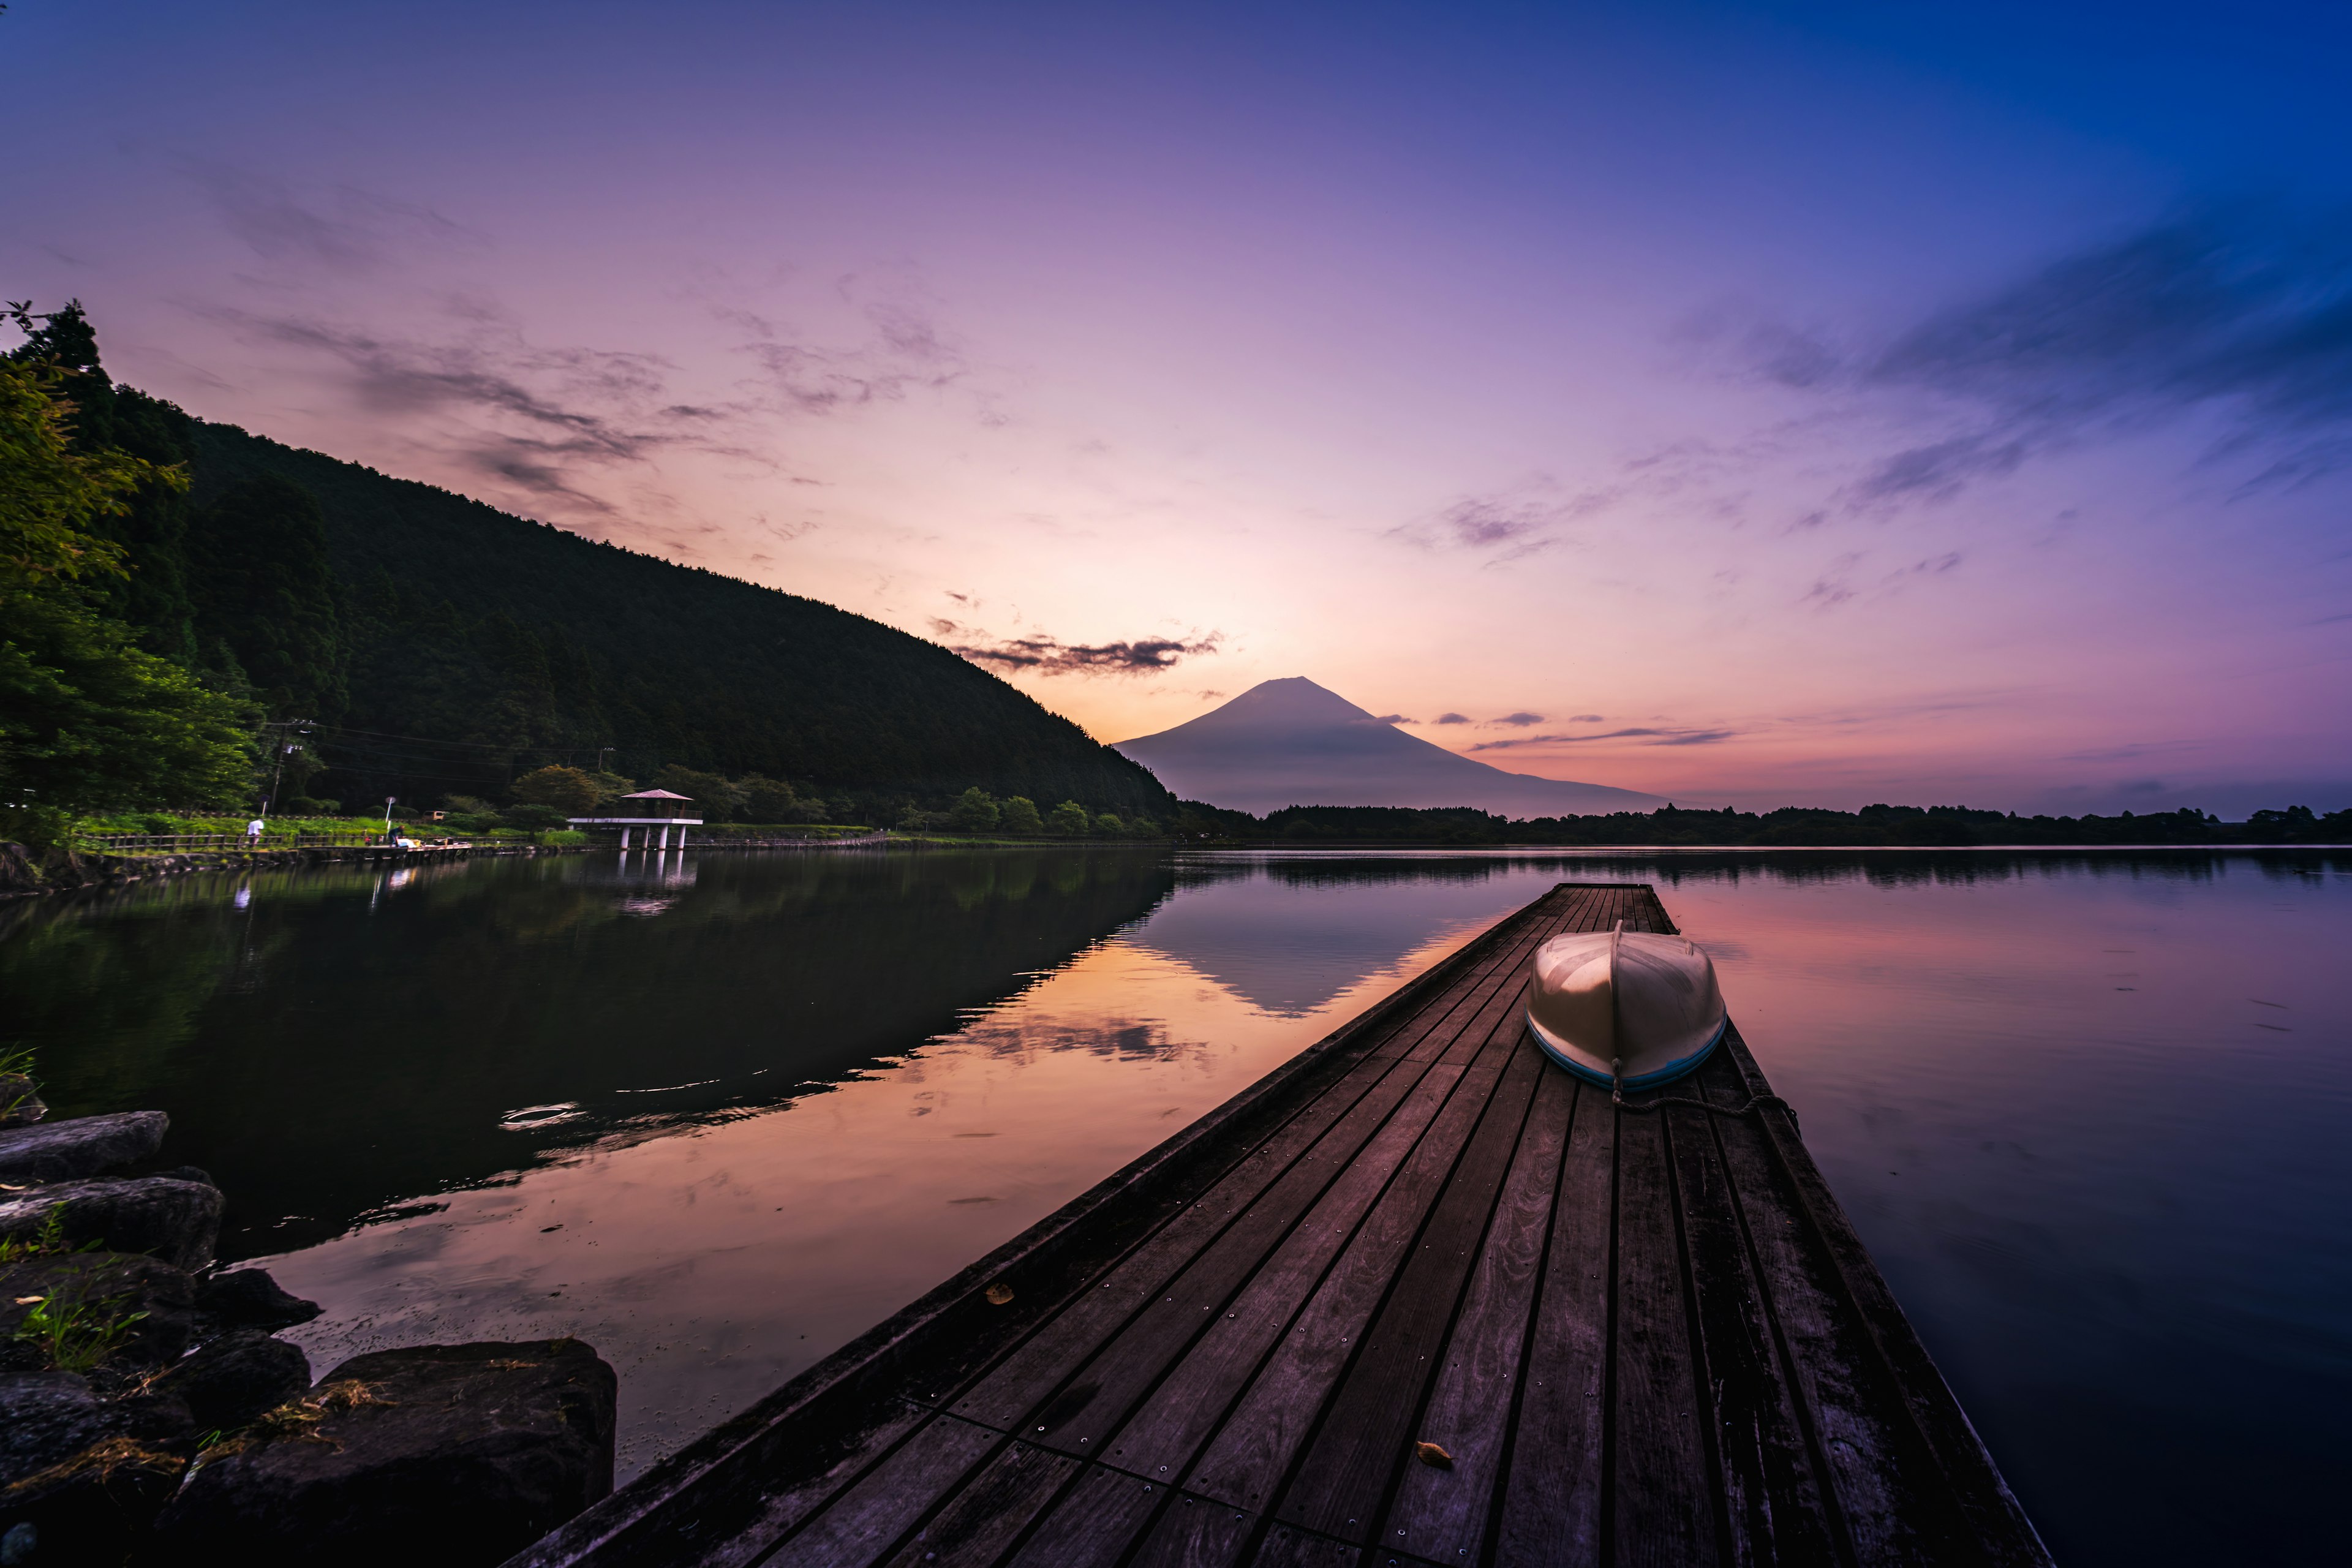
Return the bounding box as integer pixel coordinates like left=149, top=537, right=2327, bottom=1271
left=4, top=846, right=2347, bottom=1565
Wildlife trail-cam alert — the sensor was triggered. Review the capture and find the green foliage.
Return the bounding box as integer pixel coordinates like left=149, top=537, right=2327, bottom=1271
left=0, top=353, right=140, bottom=586
left=1047, top=799, right=1091, bottom=837
left=186, top=474, right=346, bottom=718
left=500, top=802, right=568, bottom=831
left=999, top=795, right=1042, bottom=835
left=510, top=764, right=603, bottom=815
left=12, top=1289, right=147, bottom=1373
left=1, top=566, right=257, bottom=842
left=651, top=764, right=742, bottom=818
left=949, top=786, right=1001, bottom=832
left=1093, top=812, right=1126, bottom=836
left=1, top=309, right=256, bottom=847
left=536, top=829, right=589, bottom=846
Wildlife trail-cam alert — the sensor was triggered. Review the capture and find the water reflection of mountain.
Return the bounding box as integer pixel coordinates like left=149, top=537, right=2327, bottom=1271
left=1130, top=859, right=1548, bottom=1015
left=1, top=848, right=1175, bottom=1260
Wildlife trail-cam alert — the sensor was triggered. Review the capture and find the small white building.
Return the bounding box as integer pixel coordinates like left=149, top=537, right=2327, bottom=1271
left=568, top=788, right=704, bottom=850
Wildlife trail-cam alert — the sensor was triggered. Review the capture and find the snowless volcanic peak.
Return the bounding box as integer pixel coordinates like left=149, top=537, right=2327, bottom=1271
left=1113, top=678, right=1667, bottom=816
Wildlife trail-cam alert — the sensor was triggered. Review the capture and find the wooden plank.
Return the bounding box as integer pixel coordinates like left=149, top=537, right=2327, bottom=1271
left=953, top=1049, right=1428, bottom=1431
left=1488, top=1097, right=1613, bottom=1555
left=1178, top=1047, right=1525, bottom=1513
left=1403, top=885, right=1599, bottom=1064
left=875, top=1441, right=1080, bottom=1568
left=1029, top=1062, right=1469, bottom=1459
left=1273, top=1044, right=1548, bottom=1545
left=1709, top=1030, right=2049, bottom=1566
left=1126, top=1495, right=1257, bottom=1568
left=762, top=1416, right=1003, bottom=1568
left=689, top=1405, right=934, bottom=1568
left=959, top=889, right=1579, bottom=1439
left=1248, top=1523, right=1363, bottom=1568
left=1381, top=1052, right=1575, bottom=1563
left=1611, top=1095, right=1722, bottom=1566
left=999, top=1465, right=1170, bottom=1568
left=1096, top=1065, right=1473, bottom=1477
left=1662, top=1098, right=1842, bottom=1568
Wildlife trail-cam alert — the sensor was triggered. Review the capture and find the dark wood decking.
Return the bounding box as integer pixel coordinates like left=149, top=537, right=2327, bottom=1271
left=514, top=884, right=2049, bottom=1568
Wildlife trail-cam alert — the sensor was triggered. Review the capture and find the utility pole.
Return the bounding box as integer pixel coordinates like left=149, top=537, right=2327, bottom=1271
left=260, top=718, right=315, bottom=820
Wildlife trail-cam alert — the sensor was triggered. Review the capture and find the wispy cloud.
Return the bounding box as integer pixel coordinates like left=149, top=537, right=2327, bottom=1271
left=1470, top=726, right=1736, bottom=750
left=949, top=631, right=1223, bottom=676
left=1488, top=711, right=1544, bottom=728
left=1433, top=712, right=1471, bottom=725
left=185, top=163, right=483, bottom=273
left=1388, top=475, right=1618, bottom=563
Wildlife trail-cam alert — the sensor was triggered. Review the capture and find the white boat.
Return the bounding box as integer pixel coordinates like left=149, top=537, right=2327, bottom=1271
left=1525, top=921, right=1727, bottom=1090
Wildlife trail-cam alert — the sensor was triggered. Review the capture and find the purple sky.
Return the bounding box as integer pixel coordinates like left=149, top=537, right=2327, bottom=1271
left=7, top=1, right=2349, bottom=813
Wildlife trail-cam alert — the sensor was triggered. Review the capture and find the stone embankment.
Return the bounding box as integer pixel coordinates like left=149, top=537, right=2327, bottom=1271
left=0, top=1086, right=617, bottom=1566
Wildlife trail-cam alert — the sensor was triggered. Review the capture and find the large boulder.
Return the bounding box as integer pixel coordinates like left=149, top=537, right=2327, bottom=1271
left=194, top=1267, right=321, bottom=1332
left=0, top=1112, right=165, bottom=1183
left=153, top=1331, right=311, bottom=1434
left=0, top=1371, right=196, bottom=1562
left=0, top=1177, right=221, bottom=1272
left=151, top=1338, right=618, bottom=1567
left=0, top=1254, right=200, bottom=1376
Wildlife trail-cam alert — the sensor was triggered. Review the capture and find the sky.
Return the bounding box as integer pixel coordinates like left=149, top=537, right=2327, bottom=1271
left=4, top=0, right=2349, bottom=815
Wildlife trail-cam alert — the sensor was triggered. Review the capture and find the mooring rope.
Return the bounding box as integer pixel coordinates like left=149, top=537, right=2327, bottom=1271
left=1608, top=1052, right=1798, bottom=1129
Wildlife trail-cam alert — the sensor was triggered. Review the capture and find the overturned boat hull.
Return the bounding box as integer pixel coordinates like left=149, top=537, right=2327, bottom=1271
left=1525, top=922, right=1727, bottom=1089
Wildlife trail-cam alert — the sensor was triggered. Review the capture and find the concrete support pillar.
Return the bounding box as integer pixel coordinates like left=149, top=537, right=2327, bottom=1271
left=620, top=825, right=632, bottom=850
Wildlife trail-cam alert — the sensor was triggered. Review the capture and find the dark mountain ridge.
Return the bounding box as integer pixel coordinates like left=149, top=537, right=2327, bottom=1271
left=15, top=303, right=1172, bottom=815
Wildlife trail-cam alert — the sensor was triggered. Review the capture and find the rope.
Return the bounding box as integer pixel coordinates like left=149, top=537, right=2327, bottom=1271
left=1609, top=1054, right=1799, bottom=1129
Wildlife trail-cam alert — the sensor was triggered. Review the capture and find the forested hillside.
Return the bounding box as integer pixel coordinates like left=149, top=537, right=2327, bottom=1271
left=13, top=304, right=1172, bottom=818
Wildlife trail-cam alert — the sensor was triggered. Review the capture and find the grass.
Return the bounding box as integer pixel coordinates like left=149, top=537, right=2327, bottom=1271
left=0, top=1204, right=81, bottom=1265
left=11, top=1291, right=148, bottom=1373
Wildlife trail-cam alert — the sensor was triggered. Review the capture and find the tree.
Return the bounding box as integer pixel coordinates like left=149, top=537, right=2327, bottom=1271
left=510, top=765, right=602, bottom=816
left=0, top=352, right=253, bottom=846
left=950, top=786, right=1000, bottom=832
left=999, top=794, right=1042, bottom=835
left=1047, top=799, right=1090, bottom=836
left=186, top=474, right=346, bottom=719
left=1094, top=812, right=1126, bottom=837
left=737, top=774, right=800, bottom=823
left=652, top=764, right=744, bottom=819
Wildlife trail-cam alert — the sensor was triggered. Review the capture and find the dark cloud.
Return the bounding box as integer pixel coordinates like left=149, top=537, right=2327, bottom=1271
left=1470, top=726, right=1736, bottom=750
left=1489, top=711, right=1544, bottom=727
left=950, top=631, right=1223, bottom=677
left=1434, top=712, right=1470, bottom=725
left=1751, top=206, right=2352, bottom=503
left=1569, top=713, right=1605, bottom=723
left=1368, top=713, right=1411, bottom=725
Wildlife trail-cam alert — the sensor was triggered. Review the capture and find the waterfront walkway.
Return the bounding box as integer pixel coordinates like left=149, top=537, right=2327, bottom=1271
left=516, top=883, right=2048, bottom=1567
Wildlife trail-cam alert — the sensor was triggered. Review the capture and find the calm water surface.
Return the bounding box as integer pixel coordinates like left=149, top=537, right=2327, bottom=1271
left=4, top=847, right=2348, bottom=1565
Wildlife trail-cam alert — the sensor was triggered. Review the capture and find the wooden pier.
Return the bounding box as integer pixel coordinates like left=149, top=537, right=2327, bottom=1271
left=514, top=884, right=2048, bottom=1568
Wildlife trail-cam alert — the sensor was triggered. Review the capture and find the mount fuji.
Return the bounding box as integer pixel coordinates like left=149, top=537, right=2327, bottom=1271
left=1113, top=678, right=1668, bottom=816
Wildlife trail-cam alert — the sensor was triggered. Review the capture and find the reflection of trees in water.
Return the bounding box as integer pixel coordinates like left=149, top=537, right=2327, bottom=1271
left=1170, top=846, right=2351, bottom=895
left=0, top=848, right=1178, bottom=1261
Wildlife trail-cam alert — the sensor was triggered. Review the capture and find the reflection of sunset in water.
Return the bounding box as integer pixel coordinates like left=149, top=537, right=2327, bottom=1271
left=261, top=919, right=1486, bottom=1480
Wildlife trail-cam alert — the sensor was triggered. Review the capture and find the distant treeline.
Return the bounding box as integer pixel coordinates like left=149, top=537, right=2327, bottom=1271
left=1162, top=802, right=2352, bottom=846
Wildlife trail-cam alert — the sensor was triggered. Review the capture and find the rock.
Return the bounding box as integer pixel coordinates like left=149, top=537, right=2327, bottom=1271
left=0, top=1371, right=195, bottom=1560
left=154, top=1331, right=311, bottom=1434
left=153, top=1339, right=618, bottom=1567
left=154, top=1165, right=213, bottom=1187
left=0, top=1112, right=165, bottom=1184
left=195, top=1267, right=320, bottom=1330
left=0, top=1177, right=221, bottom=1271
left=0, top=1077, right=42, bottom=1130
left=0, top=1253, right=200, bottom=1374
